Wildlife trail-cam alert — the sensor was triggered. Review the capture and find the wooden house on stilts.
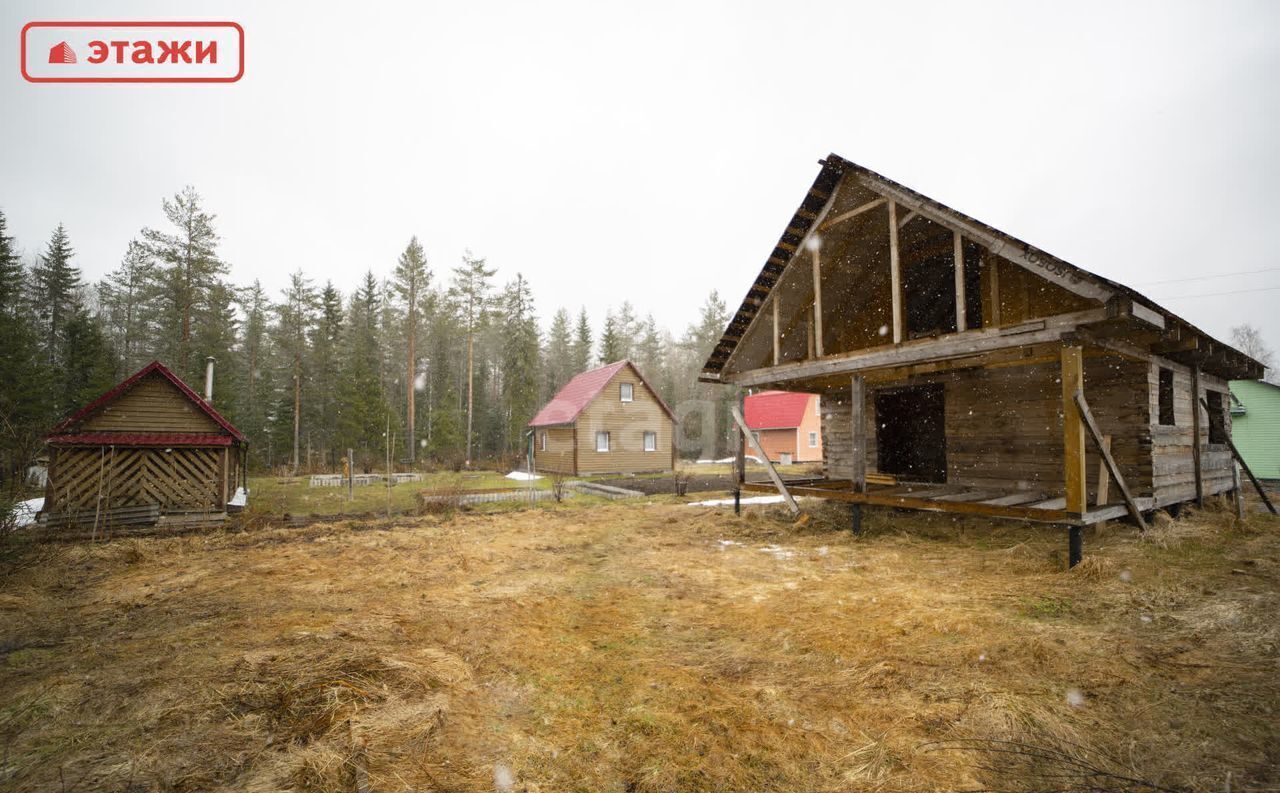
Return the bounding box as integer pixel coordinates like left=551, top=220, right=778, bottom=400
left=42, top=360, right=248, bottom=532
left=701, top=154, right=1266, bottom=565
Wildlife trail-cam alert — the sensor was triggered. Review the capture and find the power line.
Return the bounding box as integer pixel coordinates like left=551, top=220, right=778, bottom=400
left=1132, top=267, right=1280, bottom=286
left=1151, top=285, right=1280, bottom=300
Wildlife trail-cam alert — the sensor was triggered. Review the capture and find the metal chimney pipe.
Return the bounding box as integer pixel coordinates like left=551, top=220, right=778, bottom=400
left=204, top=357, right=216, bottom=402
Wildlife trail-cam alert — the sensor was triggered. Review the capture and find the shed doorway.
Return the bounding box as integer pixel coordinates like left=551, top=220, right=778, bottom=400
left=874, top=383, right=946, bottom=483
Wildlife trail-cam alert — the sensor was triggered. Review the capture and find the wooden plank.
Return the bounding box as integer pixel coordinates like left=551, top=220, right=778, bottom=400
left=731, top=406, right=798, bottom=514
left=850, top=375, right=866, bottom=493
left=889, top=200, right=903, bottom=344
left=989, top=256, right=1001, bottom=327
left=933, top=490, right=1000, bottom=503
left=953, top=231, right=966, bottom=332
left=1074, top=392, right=1147, bottom=530
left=772, top=295, right=780, bottom=366
left=743, top=482, right=1073, bottom=523
left=1095, top=434, right=1112, bottom=506
left=819, top=197, right=886, bottom=232
left=981, top=491, right=1046, bottom=507
left=1031, top=496, right=1067, bottom=510
left=1061, top=346, right=1087, bottom=515
left=1190, top=365, right=1203, bottom=506
left=812, top=243, right=824, bottom=357
left=722, top=308, right=1109, bottom=387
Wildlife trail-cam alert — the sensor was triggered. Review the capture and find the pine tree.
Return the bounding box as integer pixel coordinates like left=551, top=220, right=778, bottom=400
left=29, top=223, right=81, bottom=367
left=543, top=307, right=573, bottom=399
left=141, top=186, right=227, bottom=378
left=392, top=237, right=431, bottom=463
left=0, top=211, right=49, bottom=493
left=449, top=252, right=496, bottom=466
left=335, top=272, right=387, bottom=469
left=499, top=274, right=542, bottom=454
left=98, top=239, right=155, bottom=372
left=274, top=270, right=319, bottom=473
left=599, top=311, right=623, bottom=364
left=237, top=281, right=274, bottom=469
left=572, top=308, right=593, bottom=374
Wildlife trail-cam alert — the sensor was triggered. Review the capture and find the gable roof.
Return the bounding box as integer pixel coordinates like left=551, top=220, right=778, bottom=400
left=48, top=360, right=247, bottom=444
left=529, top=360, right=676, bottom=427
left=744, top=391, right=813, bottom=430
left=701, top=153, right=1263, bottom=382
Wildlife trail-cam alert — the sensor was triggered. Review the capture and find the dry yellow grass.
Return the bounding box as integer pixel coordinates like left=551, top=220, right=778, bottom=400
left=0, top=497, right=1277, bottom=792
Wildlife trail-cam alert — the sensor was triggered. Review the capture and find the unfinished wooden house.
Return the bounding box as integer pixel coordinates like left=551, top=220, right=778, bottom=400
left=42, top=360, right=247, bottom=531
left=530, top=360, right=677, bottom=476
left=701, top=154, right=1264, bottom=563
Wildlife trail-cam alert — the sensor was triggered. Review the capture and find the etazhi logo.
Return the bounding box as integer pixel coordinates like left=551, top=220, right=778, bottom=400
left=48, top=41, right=76, bottom=63
left=21, top=21, right=243, bottom=83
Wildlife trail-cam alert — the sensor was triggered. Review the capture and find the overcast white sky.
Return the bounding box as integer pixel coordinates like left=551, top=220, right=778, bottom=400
left=2, top=0, right=1278, bottom=348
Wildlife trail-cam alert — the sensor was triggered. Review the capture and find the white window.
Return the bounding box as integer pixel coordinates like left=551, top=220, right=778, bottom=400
left=620, top=383, right=634, bottom=402
left=644, top=431, right=657, bottom=451
left=540, top=432, right=547, bottom=451
left=808, top=431, right=818, bottom=448
left=596, top=431, right=610, bottom=452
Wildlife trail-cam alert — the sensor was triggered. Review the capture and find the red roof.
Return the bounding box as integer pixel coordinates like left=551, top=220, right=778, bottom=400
left=744, top=390, right=814, bottom=430
left=528, top=360, right=676, bottom=427
left=48, top=360, right=247, bottom=444
left=46, top=433, right=235, bottom=447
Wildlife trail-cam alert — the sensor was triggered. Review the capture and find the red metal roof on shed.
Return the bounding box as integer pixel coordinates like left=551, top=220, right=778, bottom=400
left=46, top=432, right=235, bottom=447
left=744, top=390, right=813, bottom=430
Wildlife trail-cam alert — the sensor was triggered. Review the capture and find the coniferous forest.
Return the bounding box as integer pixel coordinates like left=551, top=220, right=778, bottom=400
left=0, top=189, right=742, bottom=490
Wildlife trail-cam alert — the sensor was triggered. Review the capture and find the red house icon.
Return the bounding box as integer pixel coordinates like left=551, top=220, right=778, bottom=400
left=48, top=41, right=76, bottom=64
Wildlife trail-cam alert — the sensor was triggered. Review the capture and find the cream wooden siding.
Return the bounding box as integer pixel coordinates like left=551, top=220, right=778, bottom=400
left=574, top=364, right=674, bottom=475
left=533, top=427, right=576, bottom=474
left=82, top=374, right=222, bottom=434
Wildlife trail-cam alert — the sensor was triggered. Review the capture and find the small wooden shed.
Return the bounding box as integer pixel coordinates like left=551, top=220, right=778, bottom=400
left=530, top=360, right=677, bottom=476
left=701, top=154, right=1264, bottom=563
left=743, top=391, right=824, bottom=464
left=43, top=360, right=247, bottom=530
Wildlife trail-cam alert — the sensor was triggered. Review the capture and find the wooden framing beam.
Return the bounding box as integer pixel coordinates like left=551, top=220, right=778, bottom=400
left=889, top=200, right=903, bottom=344
left=731, top=406, right=799, bottom=514
left=1062, top=346, right=1087, bottom=516
left=806, top=306, right=816, bottom=359
left=812, top=242, right=824, bottom=357
left=987, top=255, right=1001, bottom=327
left=772, top=294, right=780, bottom=366
left=850, top=375, right=866, bottom=493
left=1191, top=365, right=1204, bottom=506
left=1095, top=435, right=1112, bottom=507
left=741, top=481, right=1071, bottom=523
left=723, top=307, right=1109, bottom=386
left=819, top=197, right=886, bottom=232
left=898, top=210, right=918, bottom=229
left=1074, top=392, right=1147, bottom=530
left=953, top=231, right=966, bottom=332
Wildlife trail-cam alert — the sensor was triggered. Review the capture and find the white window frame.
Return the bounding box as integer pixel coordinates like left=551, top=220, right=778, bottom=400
left=596, top=431, right=610, bottom=452
left=620, top=383, right=634, bottom=403
left=540, top=432, right=547, bottom=452
left=643, top=430, right=657, bottom=452
left=808, top=431, right=818, bottom=448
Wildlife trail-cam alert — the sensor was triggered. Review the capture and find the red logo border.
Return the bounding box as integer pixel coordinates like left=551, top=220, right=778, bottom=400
left=21, top=21, right=244, bottom=83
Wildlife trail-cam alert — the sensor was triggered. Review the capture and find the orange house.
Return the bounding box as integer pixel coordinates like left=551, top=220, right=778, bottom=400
left=742, top=391, right=823, bottom=464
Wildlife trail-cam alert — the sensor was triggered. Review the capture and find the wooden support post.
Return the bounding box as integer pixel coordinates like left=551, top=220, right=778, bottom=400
left=735, top=392, right=746, bottom=486
left=772, top=295, right=780, bottom=366
left=1068, top=525, right=1083, bottom=568
left=988, top=256, right=1001, bottom=327
left=1074, top=393, right=1147, bottom=531
left=888, top=200, right=903, bottom=344
left=850, top=504, right=862, bottom=535
left=806, top=306, right=815, bottom=359
left=1232, top=463, right=1245, bottom=520
left=953, top=231, right=966, bottom=332
left=812, top=243, right=824, bottom=358
left=1095, top=435, right=1112, bottom=507
left=734, top=488, right=741, bottom=516
left=347, top=446, right=355, bottom=502
left=731, top=405, right=799, bottom=514
left=1061, top=346, right=1087, bottom=517
left=850, top=375, right=867, bottom=494
left=1202, top=397, right=1277, bottom=515
left=1191, top=365, right=1204, bottom=506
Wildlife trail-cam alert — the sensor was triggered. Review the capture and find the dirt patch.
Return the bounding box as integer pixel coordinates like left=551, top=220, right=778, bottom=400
left=1, top=499, right=1277, bottom=792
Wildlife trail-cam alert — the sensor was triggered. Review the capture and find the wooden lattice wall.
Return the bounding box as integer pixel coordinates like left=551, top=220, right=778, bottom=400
left=46, top=446, right=226, bottom=516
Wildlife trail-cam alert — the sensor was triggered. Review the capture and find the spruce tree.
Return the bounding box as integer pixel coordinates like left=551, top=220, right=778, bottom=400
left=310, top=281, right=344, bottom=465
left=543, top=307, right=573, bottom=399
left=30, top=223, right=81, bottom=367
left=98, top=239, right=155, bottom=372
left=572, top=308, right=593, bottom=374
left=0, top=211, right=49, bottom=493
left=499, top=274, right=541, bottom=454
left=274, top=270, right=319, bottom=473
left=335, top=272, right=387, bottom=469
left=599, top=311, right=623, bottom=364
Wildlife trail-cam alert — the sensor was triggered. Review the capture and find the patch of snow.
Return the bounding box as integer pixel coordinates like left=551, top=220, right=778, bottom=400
left=693, top=456, right=761, bottom=464
left=13, top=497, right=43, bottom=528
left=228, top=487, right=248, bottom=508
left=1065, top=688, right=1085, bottom=708
left=493, top=764, right=515, bottom=792
left=505, top=471, right=543, bottom=481
left=686, top=495, right=783, bottom=507
left=760, top=544, right=796, bottom=560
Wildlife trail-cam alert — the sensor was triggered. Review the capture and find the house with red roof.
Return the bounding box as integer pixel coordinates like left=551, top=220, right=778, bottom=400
left=529, top=360, right=676, bottom=476
left=743, top=391, right=823, bottom=464
left=42, top=361, right=247, bottom=529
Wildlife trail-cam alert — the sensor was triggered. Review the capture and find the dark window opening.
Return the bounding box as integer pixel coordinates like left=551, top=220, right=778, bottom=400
left=1207, top=390, right=1227, bottom=444
left=1158, top=368, right=1175, bottom=426
left=904, top=253, right=956, bottom=339
left=962, top=241, right=984, bottom=330
left=874, top=383, right=946, bottom=483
